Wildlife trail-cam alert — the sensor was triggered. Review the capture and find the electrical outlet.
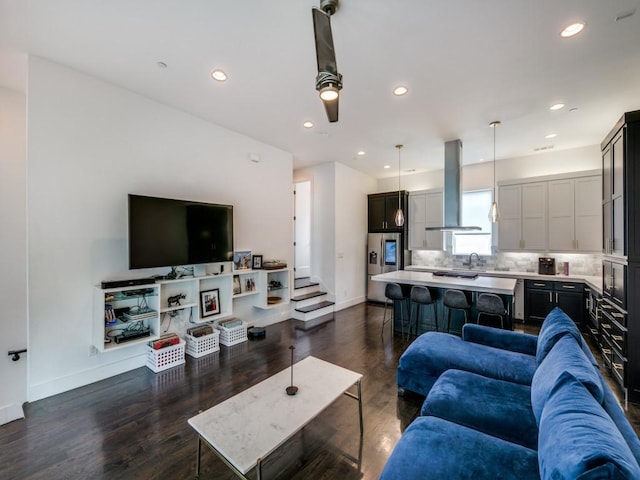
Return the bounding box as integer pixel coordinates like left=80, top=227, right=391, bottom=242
left=88, top=345, right=99, bottom=357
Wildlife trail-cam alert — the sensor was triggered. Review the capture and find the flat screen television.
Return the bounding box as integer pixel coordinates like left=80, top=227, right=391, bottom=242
left=128, top=194, right=234, bottom=269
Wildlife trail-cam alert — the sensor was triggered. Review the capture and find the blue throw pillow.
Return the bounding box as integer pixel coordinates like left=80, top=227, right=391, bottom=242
left=538, top=371, right=640, bottom=479
left=531, top=334, right=603, bottom=425
left=536, top=307, right=582, bottom=364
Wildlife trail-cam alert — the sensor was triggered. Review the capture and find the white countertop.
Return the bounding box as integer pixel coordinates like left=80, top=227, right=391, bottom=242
left=372, top=270, right=517, bottom=295
left=404, top=265, right=603, bottom=294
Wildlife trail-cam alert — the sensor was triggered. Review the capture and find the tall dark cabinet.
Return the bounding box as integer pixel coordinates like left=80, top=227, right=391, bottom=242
left=368, top=191, right=408, bottom=232
left=600, top=110, right=640, bottom=404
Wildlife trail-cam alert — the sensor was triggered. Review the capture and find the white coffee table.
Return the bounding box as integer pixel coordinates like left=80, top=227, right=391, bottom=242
left=188, top=356, right=363, bottom=479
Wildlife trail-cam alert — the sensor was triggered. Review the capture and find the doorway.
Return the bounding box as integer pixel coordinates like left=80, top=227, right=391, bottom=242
left=294, top=180, right=311, bottom=279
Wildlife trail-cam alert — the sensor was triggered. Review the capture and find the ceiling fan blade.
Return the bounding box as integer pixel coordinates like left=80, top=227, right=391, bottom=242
left=323, top=97, right=339, bottom=123
left=312, top=7, right=337, bottom=75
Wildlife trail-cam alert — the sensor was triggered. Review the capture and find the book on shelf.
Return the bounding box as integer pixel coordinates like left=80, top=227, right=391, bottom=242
left=218, top=318, right=243, bottom=329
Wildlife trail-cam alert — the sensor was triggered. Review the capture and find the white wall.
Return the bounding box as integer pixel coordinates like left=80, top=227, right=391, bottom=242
left=334, top=163, right=376, bottom=310
left=376, top=144, right=600, bottom=193
left=26, top=56, right=293, bottom=401
left=0, top=87, right=28, bottom=424
left=294, top=162, right=375, bottom=311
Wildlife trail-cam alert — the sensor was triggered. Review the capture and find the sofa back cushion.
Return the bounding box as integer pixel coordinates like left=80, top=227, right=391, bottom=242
left=536, top=307, right=582, bottom=364
left=538, top=371, right=640, bottom=479
left=531, top=334, right=603, bottom=425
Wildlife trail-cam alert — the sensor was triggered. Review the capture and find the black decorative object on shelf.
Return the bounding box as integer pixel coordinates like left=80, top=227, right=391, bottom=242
left=286, top=345, right=298, bottom=396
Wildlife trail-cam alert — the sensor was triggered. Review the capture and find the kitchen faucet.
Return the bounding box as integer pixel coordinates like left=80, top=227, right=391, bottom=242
left=467, top=252, right=480, bottom=269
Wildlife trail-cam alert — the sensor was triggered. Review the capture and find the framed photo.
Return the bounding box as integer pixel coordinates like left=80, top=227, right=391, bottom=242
left=252, top=255, right=263, bottom=269
left=233, top=251, right=252, bottom=270
left=232, top=275, right=241, bottom=295
left=200, top=288, right=221, bottom=317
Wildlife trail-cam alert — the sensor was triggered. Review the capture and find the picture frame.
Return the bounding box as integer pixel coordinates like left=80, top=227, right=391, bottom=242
left=233, top=251, right=252, bottom=270
left=200, top=288, right=221, bottom=317
left=252, top=254, right=263, bottom=269
left=232, top=275, right=241, bottom=295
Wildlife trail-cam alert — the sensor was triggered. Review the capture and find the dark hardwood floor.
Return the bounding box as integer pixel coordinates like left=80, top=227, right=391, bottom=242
left=1, top=303, right=638, bottom=479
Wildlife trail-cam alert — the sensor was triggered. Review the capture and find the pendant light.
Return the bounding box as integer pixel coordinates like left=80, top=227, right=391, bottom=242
left=488, top=121, right=501, bottom=223
left=394, top=144, right=405, bottom=227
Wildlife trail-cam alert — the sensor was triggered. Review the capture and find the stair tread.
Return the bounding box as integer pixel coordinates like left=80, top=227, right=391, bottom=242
left=294, top=277, right=320, bottom=289
left=291, top=291, right=327, bottom=302
left=295, top=301, right=335, bottom=313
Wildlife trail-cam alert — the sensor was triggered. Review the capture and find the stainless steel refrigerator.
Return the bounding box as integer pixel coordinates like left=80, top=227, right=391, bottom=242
left=367, top=232, right=403, bottom=302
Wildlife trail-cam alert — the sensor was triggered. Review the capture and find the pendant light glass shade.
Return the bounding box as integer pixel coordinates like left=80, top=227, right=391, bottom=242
left=488, top=201, right=500, bottom=223
left=395, top=144, right=405, bottom=227
left=488, top=121, right=501, bottom=223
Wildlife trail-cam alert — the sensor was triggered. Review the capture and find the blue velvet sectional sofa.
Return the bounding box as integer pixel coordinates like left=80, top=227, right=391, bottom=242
left=380, top=308, right=640, bottom=479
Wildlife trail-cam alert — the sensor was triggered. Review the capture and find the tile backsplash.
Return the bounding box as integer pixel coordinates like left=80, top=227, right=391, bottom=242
left=410, top=250, right=602, bottom=277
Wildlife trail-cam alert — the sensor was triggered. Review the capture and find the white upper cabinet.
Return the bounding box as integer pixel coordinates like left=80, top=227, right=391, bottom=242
left=408, top=189, right=443, bottom=251
left=498, top=182, right=546, bottom=251
left=574, top=176, right=602, bottom=252
left=498, top=171, right=601, bottom=253
left=497, top=184, right=523, bottom=251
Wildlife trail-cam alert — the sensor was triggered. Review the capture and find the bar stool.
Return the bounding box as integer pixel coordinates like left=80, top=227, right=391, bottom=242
left=408, top=286, right=438, bottom=340
left=382, top=283, right=409, bottom=338
left=443, top=289, right=470, bottom=335
left=476, top=293, right=507, bottom=329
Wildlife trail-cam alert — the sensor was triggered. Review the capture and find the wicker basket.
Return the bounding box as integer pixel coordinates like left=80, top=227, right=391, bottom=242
left=185, top=331, right=220, bottom=358
left=146, top=339, right=185, bottom=373
left=216, top=320, right=248, bottom=346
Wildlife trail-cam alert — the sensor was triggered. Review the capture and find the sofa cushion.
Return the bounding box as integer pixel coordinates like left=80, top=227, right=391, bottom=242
left=531, top=334, right=603, bottom=425
left=536, top=307, right=582, bottom=364
left=379, top=416, right=540, bottom=480
left=398, top=332, right=537, bottom=397
left=422, top=369, right=538, bottom=450
left=538, top=371, right=640, bottom=479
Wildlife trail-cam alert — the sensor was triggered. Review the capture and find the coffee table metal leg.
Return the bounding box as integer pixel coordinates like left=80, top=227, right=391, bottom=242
left=196, top=436, right=202, bottom=479
left=257, top=457, right=263, bottom=480
left=344, top=379, right=364, bottom=436
left=357, top=379, right=363, bottom=436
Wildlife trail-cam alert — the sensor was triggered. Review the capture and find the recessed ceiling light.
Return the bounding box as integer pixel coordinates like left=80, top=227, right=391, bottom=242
left=357, top=151, right=366, bottom=156
left=384, top=165, right=391, bottom=169
left=393, top=85, right=408, bottom=96
left=303, top=121, right=314, bottom=128
left=549, top=103, right=565, bottom=111
left=211, top=69, right=228, bottom=82
left=545, top=133, right=557, bottom=139
left=560, top=22, right=585, bottom=38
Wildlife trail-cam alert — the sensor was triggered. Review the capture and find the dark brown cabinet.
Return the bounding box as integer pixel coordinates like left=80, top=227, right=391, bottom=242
left=600, top=110, right=640, bottom=403
left=368, top=191, right=408, bottom=232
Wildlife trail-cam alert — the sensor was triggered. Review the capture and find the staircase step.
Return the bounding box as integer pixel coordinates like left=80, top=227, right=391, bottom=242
left=294, top=277, right=319, bottom=289
left=293, top=313, right=335, bottom=330
left=295, top=301, right=335, bottom=314
left=291, top=291, right=327, bottom=302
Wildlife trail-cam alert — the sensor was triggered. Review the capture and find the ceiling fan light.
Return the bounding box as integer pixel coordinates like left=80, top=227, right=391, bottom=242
left=560, top=22, right=585, bottom=38
left=319, top=85, right=339, bottom=101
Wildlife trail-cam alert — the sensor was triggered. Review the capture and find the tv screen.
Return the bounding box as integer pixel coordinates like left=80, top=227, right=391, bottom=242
left=128, top=194, right=234, bottom=269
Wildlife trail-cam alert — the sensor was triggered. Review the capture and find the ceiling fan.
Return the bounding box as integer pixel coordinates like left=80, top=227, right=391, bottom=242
left=312, top=0, right=342, bottom=123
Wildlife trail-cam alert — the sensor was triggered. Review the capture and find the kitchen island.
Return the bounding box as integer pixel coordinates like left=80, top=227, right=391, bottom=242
left=372, top=270, right=517, bottom=335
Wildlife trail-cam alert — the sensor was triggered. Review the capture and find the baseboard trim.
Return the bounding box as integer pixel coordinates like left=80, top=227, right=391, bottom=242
left=335, top=296, right=365, bottom=312
left=0, top=403, right=25, bottom=426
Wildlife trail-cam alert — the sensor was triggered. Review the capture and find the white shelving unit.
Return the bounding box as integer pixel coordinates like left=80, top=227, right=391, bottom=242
left=93, top=284, right=161, bottom=352
left=255, top=268, right=291, bottom=309
left=94, top=268, right=291, bottom=351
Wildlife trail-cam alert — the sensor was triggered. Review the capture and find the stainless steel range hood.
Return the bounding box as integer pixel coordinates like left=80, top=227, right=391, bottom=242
left=425, top=139, right=481, bottom=232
